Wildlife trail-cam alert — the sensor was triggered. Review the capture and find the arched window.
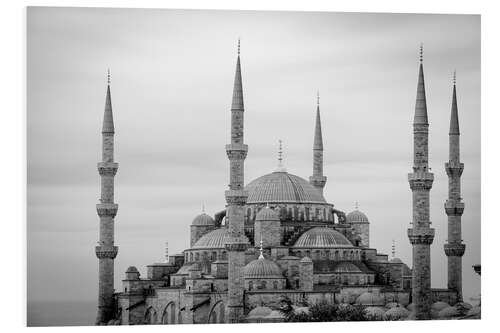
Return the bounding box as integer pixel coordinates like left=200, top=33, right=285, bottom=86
left=335, top=251, right=339, bottom=260
left=190, top=253, right=193, bottom=262
left=261, top=281, right=267, bottom=289
left=212, top=251, right=217, bottom=261
left=273, top=281, right=278, bottom=289
left=195, top=253, right=200, bottom=261
left=248, top=281, right=253, bottom=290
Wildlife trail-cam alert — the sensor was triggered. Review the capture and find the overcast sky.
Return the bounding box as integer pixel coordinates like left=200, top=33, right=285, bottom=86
left=27, top=7, right=480, bottom=306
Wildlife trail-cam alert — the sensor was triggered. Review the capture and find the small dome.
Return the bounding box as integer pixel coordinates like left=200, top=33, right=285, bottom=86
left=334, top=262, right=362, bottom=273
left=126, top=266, right=139, bottom=273
left=191, top=213, right=215, bottom=226
left=247, top=306, right=272, bottom=318
left=300, top=256, right=313, bottom=263
left=244, top=257, right=283, bottom=279
left=192, top=228, right=229, bottom=249
left=384, top=306, right=410, bottom=320
left=438, top=306, right=459, bottom=319
left=356, top=292, right=385, bottom=306
left=256, top=206, right=279, bottom=221
left=431, top=301, right=450, bottom=312
left=346, top=210, right=369, bottom=223
left=294, top=227, right=353, bottom=248
left=364, top=307, right=385, bottom=320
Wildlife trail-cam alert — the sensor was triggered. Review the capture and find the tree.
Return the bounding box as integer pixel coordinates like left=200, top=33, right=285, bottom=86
left=279, top=298, right=368, bottom=322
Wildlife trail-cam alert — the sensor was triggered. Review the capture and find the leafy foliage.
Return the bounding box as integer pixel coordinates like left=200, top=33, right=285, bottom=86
left=279, top=297, right=369, bottom=322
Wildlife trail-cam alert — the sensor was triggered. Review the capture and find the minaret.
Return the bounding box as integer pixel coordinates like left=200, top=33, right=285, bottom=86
left=407, top=46, right=435, bottom=320
left=95, top=70, right=119, bottom=325
left=309, top=91, right=327, bottom=195
left=224, top=39, right=249, bottom=323
left=444, top=71, right=466, bottom=301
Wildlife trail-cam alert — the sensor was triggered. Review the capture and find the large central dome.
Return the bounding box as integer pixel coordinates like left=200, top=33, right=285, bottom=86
left=245, top=171, right=326, bottom=204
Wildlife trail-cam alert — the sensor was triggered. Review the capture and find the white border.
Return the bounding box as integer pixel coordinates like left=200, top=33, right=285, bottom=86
left=1, top=0, right=496, bottom=332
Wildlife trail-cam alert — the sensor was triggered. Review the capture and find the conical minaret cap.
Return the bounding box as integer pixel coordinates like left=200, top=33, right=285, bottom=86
left=102, top=80, right=115, bottom=134
left=414, top=62, right=428, bottom=125
left=231, top=41, right=244, bottom=111
left=313, top=97, right=323, bottom=150
left=449, top=76, right=460, bottom=135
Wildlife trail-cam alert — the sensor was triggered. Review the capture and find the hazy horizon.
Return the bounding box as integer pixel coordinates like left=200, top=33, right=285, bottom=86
left=27, top=7, right=480, bottom=321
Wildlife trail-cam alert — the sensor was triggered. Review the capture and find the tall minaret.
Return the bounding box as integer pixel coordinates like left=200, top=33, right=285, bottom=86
left=444, top=71, right=466, bottom=301
left=95, top=70, right=119, bottom=325
left=224, top=39, right=249, bottom=323
left=309, top=92, right=327, bottom=195
left=407, top=46, right=435, bottom=320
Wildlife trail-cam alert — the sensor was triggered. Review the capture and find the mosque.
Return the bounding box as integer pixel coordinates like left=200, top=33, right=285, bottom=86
left=94, top=43, right=478, bottom=325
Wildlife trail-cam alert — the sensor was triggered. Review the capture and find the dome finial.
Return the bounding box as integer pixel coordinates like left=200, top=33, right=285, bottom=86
left=259, top=236, right=264, bottom=259
left=419, top=43, right=423, bottom=63
left=237, top=37, right=240, bottom=56
left=453, top=70, right=456, bottom=85
left=391, top=239, right=396, bottom=259
left=202, top=203, right=205, bottom=213
left=355, top=201, right=359, bottom=210
left=317, top=90, right=320, bottom=106
left=274, top=140, right=287, bottom=172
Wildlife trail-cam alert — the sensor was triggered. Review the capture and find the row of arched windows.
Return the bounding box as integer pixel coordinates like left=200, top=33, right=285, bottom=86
left=291, top=249, right=361, bottom=261
left=185, top=250, right=228, bottom=263
left=247, top=280, right=280, bottom=290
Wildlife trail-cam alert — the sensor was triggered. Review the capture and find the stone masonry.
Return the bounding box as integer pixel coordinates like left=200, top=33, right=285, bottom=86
left=309, top=93, right=327, bottom=195
left=407, top=49, right=435, bottom=320
left=95, top=72, right=119, bottom=325
left=224, top=40, right=249, bottom=323
left=444, top=74, right=466, bottom=301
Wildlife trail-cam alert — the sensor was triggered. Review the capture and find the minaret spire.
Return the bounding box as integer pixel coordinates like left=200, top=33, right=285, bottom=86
left=224, top=39, right=249, bottom=323
left=275, top=140, right=287, bottom=172
left=407, top=46, right=435, bottom=320
left=95, top=71, right=119, bottom=325
left=309, top=92, right=327, bottom=196
left=444, top=72, right=465, bottom=301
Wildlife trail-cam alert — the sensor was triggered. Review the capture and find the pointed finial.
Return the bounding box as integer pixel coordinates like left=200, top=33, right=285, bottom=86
left=258, top=237, right=264, bottom=259
left=453, top=70, right=456, bottom=85
left=355, top=201, right=359, bottom=210
left=317, top=90, right=320, bottom=106
left=419, top=43, right=423, bottom=63
left=278, top=140, right=283, bottom=165
left=107, top=68, right=110, bottom=85
left=237, top=38, right=240, bottom=56
left=391, top=239, right=396, bottom=258
left=202, top=203, right=205, bottom=213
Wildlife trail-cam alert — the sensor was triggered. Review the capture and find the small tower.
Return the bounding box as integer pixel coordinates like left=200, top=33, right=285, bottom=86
left=224, top=39, right=249, bottom=323
left=346, top=202, right=370, bottom=247
left=407, top=46, right=435, bottom=320
left=95, top=70, right=119, bottom=325
left=309, top=92, right=327, bottom=195
left=444, top=71, right=466, bottom=301
left=190, top=209, right=215, bottom=247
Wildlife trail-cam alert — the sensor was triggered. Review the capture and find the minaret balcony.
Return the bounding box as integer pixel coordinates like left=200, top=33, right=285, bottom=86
left=225, top=190, right=248, bottom=205
left=445, top=162, right=464, bottom=177
left=225, top=144, right=248, bottom=160
left=408, top=228, right=435, bottom=245
left=97, top=162, right=119, bottom=176
left=96, top=203, right=119, bottom=217
left=444, top=200, right=465, bottom=216
left=309, top=175, right=327, bottom=188
left=408, top=171, right=434, bottom=190
left=95, top=245, right=118, bottom=259
left=444, top=243, right=466, bottom=257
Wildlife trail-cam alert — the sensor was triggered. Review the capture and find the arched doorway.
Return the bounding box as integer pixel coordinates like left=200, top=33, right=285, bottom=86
left=207, top=301, right=225, bottom=324
left=161, top=302, right=176, bottom=324
left=144, top=306, right=157, bottom=324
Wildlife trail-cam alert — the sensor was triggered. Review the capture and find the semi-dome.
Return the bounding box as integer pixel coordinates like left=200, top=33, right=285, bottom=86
left=245, top=171, right=326, bottom=204
left=346, top=210, right=369, bottom=223
left=191, top=228, right=229, bottom=249
left=334, top=262, right=362, bottom=273
left=247, top=306, right=272, bottom=318
left=174, top=264, right=193, bottom=275
left=244, top=257, right=283, bottom=279
left=356, top=292, right=385, bottom=306
left=191, top=213, right=215, bottom=226
left=431, top=301, right=450, bottom=312
left=294, top=227, right=353, bottom=248
left=255, top=206, right=279, bottom=221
